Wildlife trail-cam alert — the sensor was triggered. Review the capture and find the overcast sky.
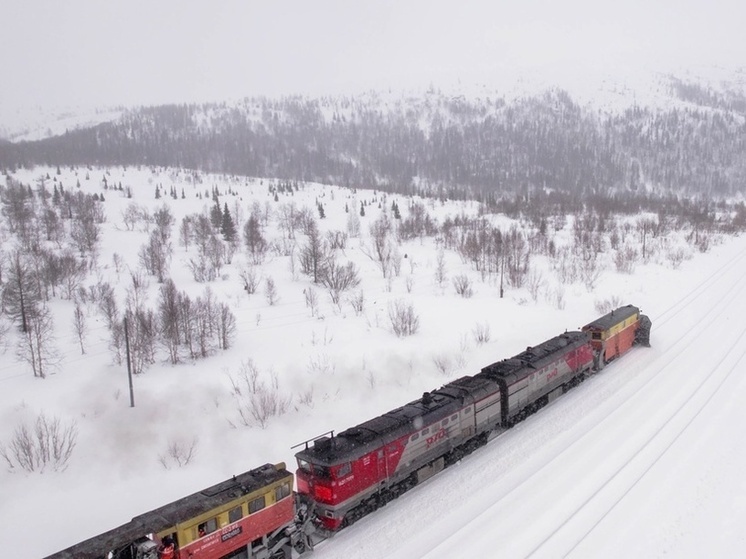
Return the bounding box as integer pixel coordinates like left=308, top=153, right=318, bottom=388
left=1, top=0, right=744, bottom=112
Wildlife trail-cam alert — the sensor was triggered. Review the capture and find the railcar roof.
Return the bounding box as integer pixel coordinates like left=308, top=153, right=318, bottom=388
left=44, top=522, right=150, bottom=559
left=132, top=463, right=290, bottom=529
left=480, top=330, right=588, bottom=378
left=582, top=305, right=639, bottom=331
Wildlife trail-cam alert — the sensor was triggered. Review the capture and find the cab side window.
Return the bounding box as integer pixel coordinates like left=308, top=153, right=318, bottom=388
left=275, top=483, right=291, bottom=501
left=249, top=495, right=266, bottom=514
left=229, top=505, right=243, bottom=523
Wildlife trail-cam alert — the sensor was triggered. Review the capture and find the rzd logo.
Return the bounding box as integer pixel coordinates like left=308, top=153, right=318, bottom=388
left=426, top=428, right=447, bottom=448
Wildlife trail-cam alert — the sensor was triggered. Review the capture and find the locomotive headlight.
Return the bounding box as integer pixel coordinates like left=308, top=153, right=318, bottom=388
left=314, top=484, right=333, bottom=502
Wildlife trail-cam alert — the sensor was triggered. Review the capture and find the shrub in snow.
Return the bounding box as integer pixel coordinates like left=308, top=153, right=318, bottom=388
left=1, top=413, right=77, bottom=473
left=472, top=321, right=491, bottom=345
left=452, top=274, right=474, bottom=298
left=388, top=299, right=420, bottom=337
left=158, top=437, right=198, bottom=469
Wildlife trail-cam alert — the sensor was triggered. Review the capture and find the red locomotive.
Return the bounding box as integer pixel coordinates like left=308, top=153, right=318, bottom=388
left=294, top=305, right=651, bottom=531
left=45, top=306, right=650, bottom=557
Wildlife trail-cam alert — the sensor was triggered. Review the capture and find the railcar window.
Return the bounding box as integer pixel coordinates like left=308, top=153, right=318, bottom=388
left=198, top=518, right=218, bottom=536
left=275, top=482, right=291, bottom=501
left=411, top=433, right=419, bottom=441
left=451, top=414, right=458, bottom=421
left=337, top=463, right=352, bottom=477
left=229, top=505, right=243, bottom=523
left=442, top=418, right=449, bottom=427
left=592, top=333, right=602, bottom=340
left=316, top=465, right=331, bottom=478
left=422, top=427, right=429, bottom=435
left=298, top=459, right=310, bottom=472
left=249, top=495, right=266, bottom=514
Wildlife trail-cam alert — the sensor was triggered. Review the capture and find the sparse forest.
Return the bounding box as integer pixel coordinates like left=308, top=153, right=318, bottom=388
left=2, top=79, right=746, bottom=199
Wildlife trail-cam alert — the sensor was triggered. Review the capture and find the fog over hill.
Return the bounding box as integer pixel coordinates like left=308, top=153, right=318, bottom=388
left=2, top=70, right=746, bottom=199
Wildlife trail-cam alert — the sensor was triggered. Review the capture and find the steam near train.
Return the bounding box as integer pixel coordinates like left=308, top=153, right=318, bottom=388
left=46, top=305, right=650, bottom=559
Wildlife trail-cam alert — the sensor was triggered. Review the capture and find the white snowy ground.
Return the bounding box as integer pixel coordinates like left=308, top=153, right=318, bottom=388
left=317, top=242, right=746, bottom=559
left=0, top=166, right=744, bottom=558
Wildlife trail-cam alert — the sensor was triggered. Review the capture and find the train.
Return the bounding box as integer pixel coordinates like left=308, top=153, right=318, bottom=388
left=45, top=305, right=650, bottom=559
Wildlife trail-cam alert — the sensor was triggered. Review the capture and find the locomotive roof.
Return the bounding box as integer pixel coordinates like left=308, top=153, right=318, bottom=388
left=297, top=384, right=469, bottom=465
left=582, top=304, right=639, bottom=331
left=480, top=330, right=589, bottom=379
left=45, top=463, right=290, bottom=559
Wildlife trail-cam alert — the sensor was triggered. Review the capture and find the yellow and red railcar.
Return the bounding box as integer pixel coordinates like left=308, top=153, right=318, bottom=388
left=582, top=304, right=651, bottom=366
left=45, top=463, right=311, bottom=559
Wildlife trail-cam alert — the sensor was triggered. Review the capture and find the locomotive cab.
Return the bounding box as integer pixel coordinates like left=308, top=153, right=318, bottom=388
left=296, top=458, right=335, bottom=504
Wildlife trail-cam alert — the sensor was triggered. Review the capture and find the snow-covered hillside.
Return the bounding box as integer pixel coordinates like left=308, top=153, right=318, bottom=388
left=0, top=165, right=743, bottom=558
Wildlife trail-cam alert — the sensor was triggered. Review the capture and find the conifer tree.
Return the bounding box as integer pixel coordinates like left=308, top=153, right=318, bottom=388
left=221, top=203, right=237, bottom=242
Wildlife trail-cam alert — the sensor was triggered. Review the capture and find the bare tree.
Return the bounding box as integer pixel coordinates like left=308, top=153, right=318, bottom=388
left=346, top=208, right=361, bottom=237
left=122, top=203, right=142, bottom=231
left=238, top=263, right=260, bottom=295
left=304, top=287, right=319, bottom=317
left=435, top=248, right=448, bottom=287
left=230, top=365, right=292, bottom=429
left=2, top=250, right=41, bottom=333
left=322, top=259, right=361, bottom=305
left=72, top=303, right=87, bottom=354
left=193, top=288, right=219, bottom=359
left=1, top=179, right=35, bottom=238
left=614, top=245, right=638, bottom=274
left=265, top=277, right=279, bottom=306
left=16, top=305, right=59, bottom=378
left=243, top=213, right=268, bottom=264
left=578, top=250, right=602, bottom=290
left=179, top=215, right=192, bottom=250
left=126, top=307, right=158, bottom=374
left=278, top=202, right=300, bottom=240
left=95, top=281, right=119, bottom=330
left=158, top=279, right=182, bottom=364
left=217, top=302, right=236, bottom=350
left=152, top=204, right=174, bottom=244
left=366, top=213, right=394, bottom=277
left=299, top=221, right=329, bottom=283
left=158, top=437, right=198, bottom=469
left=58, top=250, right=87, bottom=300
left=525, top=268, right=544, bottom=302
left=348, top=290, right=365, bottom=316
left=139, top=230, right=172, bottom=283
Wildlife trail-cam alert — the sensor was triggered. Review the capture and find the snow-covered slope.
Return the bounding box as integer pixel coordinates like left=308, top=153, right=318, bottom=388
left=0, top=165, right=744, bottom=558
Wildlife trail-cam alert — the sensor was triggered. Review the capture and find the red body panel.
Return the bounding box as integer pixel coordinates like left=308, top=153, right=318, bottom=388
left=604, top=323, right=637, bottom=361
left=176, top=497, right=294, bottom=559
left=296, top=433, right=411, bottom=530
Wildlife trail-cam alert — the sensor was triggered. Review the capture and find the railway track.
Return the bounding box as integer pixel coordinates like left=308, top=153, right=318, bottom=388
left=314, top=241, right=746, bottom=559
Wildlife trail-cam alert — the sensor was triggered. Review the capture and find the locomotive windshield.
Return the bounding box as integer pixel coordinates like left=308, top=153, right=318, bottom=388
left=297, top=459, right=331, bottom=478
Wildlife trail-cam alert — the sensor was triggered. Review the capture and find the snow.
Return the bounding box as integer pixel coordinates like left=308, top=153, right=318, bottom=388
left=0, top=165, right=744, bottom=558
